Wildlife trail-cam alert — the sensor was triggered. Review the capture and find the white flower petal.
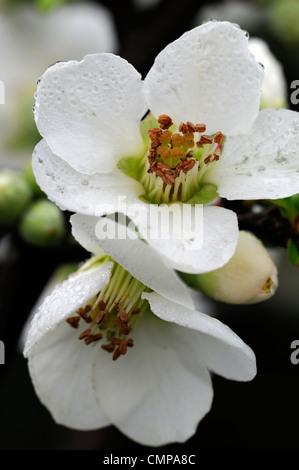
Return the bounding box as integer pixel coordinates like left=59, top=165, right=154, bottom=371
left=144, top=21, right=263, bottom=135
left=34, top=54, right=147, bottom=174
left=209, top=108, right=299, bottom=200
left=70, top=214, right=195, bottom=309
left=27, top=321, right=110, bottom=430
left=24, top=263, right=113, bottom=356
left=24, top=263, right=113, bottom=430
left=142, top=292, right=257, bottom=381
left=128, top=204, right=239, bottom=274
left=92, top=312, right=213, bottom=446
left=32, top=139, right=144, bottom=214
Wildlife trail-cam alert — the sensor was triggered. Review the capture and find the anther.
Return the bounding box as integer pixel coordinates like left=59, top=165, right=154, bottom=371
left=161, top=172, right=175, bottom=186
left=115, top=317, right=130, bottom=335
left=85, top=334, right=103, bottom=345
left=172, top=133, right=184, bottom=147
left=181, top=159, right=196, bottom=173
left=214, top=131, right=224, bottom=145
left=198, top=135, right=213, bottom=146
left=158, top=114, right=173, bottom=130
left=127, top=339, right=134, bottom=347
left=159, top=130, right=172, bottom=145
left=194, top=124, right=206, bottom=133
left=97, top=300, right=106, bottom=311
left=186, top=121, right=196, bottom=132
left=79, top=328, right=91, bottom=340
left=179, top=122, right=189, bottom=134
left=148, top=128, right=162, bottom=148
left=132, top=308, right=141, bottom=315
left=95, top=309, right=106, bottom=325
left=119, top=309, right=129, bottom=323
left=204, top=154, right=219, bottom=164
left=113, top=348, right=121, bottom=361
left=101, top=343, right=115, bottom=353
left=119, top=340, right=127, bottom=355
left=66, top=316, right=80, bottom=329
left=77, top=307, right=92, bottom=323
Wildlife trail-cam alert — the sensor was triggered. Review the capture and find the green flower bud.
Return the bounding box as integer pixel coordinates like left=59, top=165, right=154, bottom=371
left=19, top=200, right=65, bottom=246
left=0, top=170, right=32, bottom=224
left=181, top=231, right=278, bottom=304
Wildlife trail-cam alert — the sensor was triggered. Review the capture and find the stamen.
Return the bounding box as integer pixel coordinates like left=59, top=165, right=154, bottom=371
left=195, top=124, right=206, bottom=133
left=101, top=343, right=115, bottom=353
left=213, top=131, right=224, bottom=145
left=113, top=348, right=121, bottom=361
left=197, top=135, right=213, bottom=147
left=85, top=334, right=103, bottom=345
left=77, top=306, right=92, bottom=323
left=142, top=115, right=223, bottom=203
left=186, top=121, right=196, bottom=132
left=66, top=316, right=80, bottom=329
left=132, top=308, right=141, bottom=314
left=95, top=309, right=106, bottom=325
left=119, top=309, right=129, bottom=323
left=158, top=114, right=173, bottom=130
left=79, top=328, right=91, bottom=340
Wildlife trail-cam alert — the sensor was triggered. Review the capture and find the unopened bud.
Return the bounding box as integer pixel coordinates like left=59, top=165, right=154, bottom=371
left=19, top=200, right=65, bottom=246
left=249, top=38, right=288, bottom=109
left=0, top=170, right=32, bottom=224
left=182, top=231, right=278, bottom=304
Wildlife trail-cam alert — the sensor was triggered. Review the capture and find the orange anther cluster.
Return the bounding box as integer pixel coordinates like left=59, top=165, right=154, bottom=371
left=147, top=115, right=223, bottom=186
left=66, top=298, right=141, bottom=361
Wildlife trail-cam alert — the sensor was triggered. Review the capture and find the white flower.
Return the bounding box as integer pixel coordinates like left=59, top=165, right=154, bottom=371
left=249, top=38, right=288, bottom=109
left=32, top=21, right=299, bottom=274
left=24, top=214, right=256, bottom=446
left=0, top=2, right=117, bottom=169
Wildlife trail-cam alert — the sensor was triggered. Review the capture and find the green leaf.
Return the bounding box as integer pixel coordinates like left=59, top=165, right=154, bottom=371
left=186, top=184, right=219, bottom=205
left=287, top=238, right=299, bottom=267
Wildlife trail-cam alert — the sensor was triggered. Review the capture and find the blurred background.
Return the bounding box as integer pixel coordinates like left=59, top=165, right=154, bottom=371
left=0, top=0, right=298, bottom=451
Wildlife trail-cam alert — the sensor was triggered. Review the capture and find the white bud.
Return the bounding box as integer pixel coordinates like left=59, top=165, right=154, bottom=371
left=195, top=231, right=278, bottom=304
left=249, top=38, right=288, bottom=109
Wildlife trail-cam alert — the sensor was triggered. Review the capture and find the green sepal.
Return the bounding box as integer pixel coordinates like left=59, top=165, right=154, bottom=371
left=117, top=156, right=142, bottom=181
left=287, top=238, right=299, bottom=267
left=186, top=183, right=219, bottom=205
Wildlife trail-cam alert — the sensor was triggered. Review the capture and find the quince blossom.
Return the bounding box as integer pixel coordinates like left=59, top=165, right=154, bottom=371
left=32, top=21, right=299, bottom=273
left=24, top=215, right=256, bottom=446
left=0, top=2, right=117, bottom=169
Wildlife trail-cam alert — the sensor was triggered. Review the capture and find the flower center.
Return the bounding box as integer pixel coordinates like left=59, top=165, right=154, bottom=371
left=66, top=262, right=150, bottom=361
left=140, top=114, right=223, bottom=204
